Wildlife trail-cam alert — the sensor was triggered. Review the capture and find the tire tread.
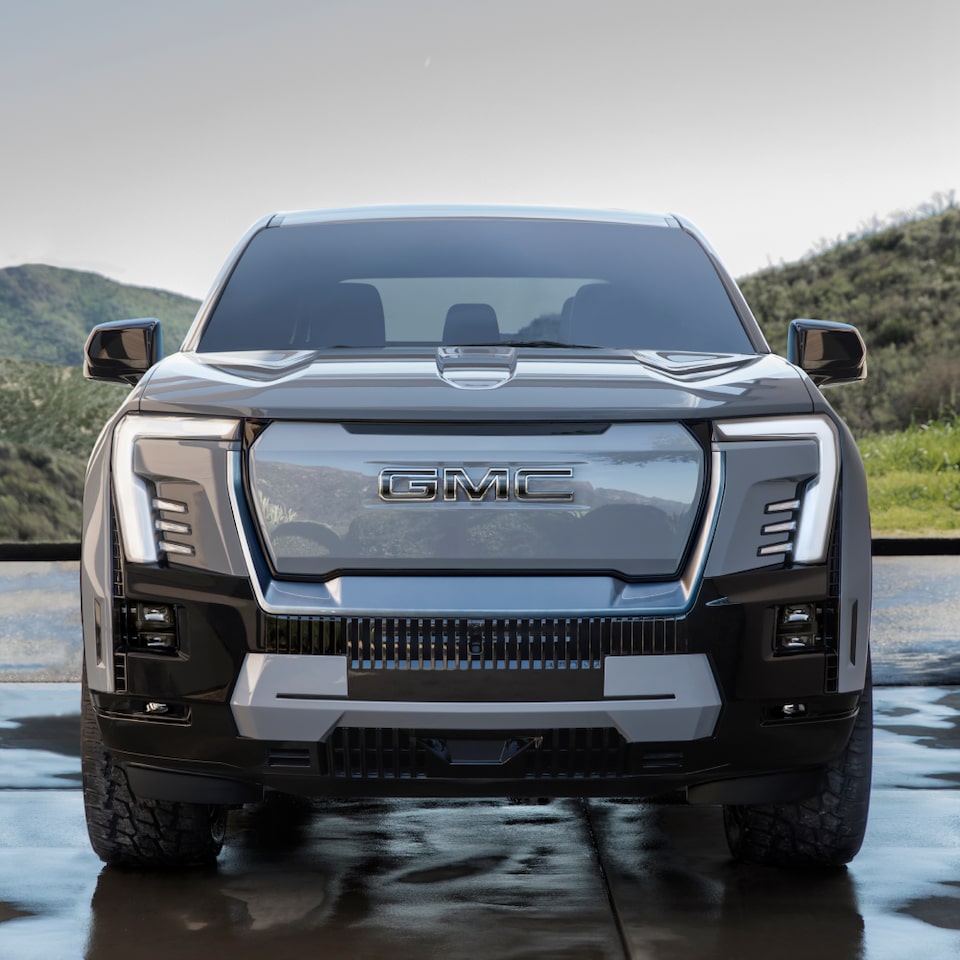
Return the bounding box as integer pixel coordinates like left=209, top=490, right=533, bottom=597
left=723, top=667, right=873, bottom=868
left=81, top=674, right=225, bottom=868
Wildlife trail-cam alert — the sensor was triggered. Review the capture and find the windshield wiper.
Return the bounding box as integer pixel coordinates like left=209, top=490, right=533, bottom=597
left=496, top=339, right=600, bottom=349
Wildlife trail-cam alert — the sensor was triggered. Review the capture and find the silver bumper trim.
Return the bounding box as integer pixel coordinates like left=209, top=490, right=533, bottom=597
left=230, top=652, right=721, bottom=744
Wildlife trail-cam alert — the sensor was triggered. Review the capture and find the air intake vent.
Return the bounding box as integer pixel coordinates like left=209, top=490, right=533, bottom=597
left=261, top=614, right=688, bottom=667
left=268, top=747, right=312, bottom=769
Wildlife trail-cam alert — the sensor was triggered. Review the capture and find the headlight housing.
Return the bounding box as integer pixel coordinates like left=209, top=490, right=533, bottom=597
left=713, top=415, right=840, bottom=565
left=111, top=415, right=240, bottom=564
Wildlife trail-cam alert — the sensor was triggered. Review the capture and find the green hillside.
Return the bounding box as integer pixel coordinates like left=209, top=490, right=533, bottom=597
left=0, top=358, right=127, bottom=541
left=0, top=357, right=126, bottom=457
left=0, top=440, right=86, bottom=541
left=0, top=264, right=200, bottom=366
left=0, top=265, right=197, bottom=540
left=740, top=207, right=960, bottom=434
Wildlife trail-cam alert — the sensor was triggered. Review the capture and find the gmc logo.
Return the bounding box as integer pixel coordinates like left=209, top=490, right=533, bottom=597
left=378, top=467, right=574, bottom=502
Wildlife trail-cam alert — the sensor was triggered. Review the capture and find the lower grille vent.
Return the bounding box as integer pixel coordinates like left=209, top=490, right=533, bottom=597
left=111, top=508, right=128, bottom=692
left=320, top=728, right=683, bottom=781
left=113, top=652, right=127, bottom=691
left=268, top=747, right=312, bottom=769
left=261, top=615, right=687, bottom=669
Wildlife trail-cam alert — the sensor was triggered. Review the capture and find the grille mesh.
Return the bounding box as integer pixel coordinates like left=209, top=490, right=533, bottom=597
left=111, top=508, right=128, bottom=692
left=261, top=614, right=686, bottom=669
left=824, top=514, right=841, bottom=693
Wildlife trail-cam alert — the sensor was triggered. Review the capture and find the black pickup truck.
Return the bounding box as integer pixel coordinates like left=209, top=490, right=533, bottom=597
left=80, top=207, right=872, bottom=868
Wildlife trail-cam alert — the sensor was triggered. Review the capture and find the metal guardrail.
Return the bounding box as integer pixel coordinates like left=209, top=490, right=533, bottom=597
left=0, top=542, right=81, bottom=561
left=0, top=539, right=958, bottom=562
left=871, top=538, right=960, bottom=556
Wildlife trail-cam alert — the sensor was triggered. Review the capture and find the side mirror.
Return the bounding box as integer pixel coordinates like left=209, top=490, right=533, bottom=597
left=83, top=318, right=163, bottom=385
left=787, top=318, right=866, bottom=387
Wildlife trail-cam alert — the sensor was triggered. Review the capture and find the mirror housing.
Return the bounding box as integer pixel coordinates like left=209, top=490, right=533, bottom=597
left=787, top=318, right=866, bottom=387
left=83, top=318, right=163, bottom=385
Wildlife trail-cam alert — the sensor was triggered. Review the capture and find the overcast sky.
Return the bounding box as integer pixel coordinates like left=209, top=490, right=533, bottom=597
left=1, top=0, right=957, bottom=300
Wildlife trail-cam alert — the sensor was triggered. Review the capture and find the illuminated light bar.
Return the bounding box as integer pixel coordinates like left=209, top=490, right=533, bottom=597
left=152, top=497, right=188, bottom=514
left=155, top=519, right=191, bottom=535
left=157, top=540, right=195, bottom=557
left=766, top=499, right=800, bottom=514
left=761, top=520, right=797, bottom=535
left=759, top=542, right=793, bottom=557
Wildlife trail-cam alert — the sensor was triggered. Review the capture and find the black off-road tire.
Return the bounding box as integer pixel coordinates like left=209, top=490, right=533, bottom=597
left=81, top=670, right=226, bottom=868
left=723, top=665, right=873, bottom=868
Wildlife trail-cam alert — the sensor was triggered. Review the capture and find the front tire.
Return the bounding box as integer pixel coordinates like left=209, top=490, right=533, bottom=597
left=81, top=669, right=226, bottom=868
left=723, top=664, right=873, bottom=867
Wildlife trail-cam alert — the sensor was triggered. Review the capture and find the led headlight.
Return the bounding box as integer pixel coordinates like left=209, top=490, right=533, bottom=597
left=111, top=415, right=240, bottom=564
left=713, top=415, right=839, bottom=565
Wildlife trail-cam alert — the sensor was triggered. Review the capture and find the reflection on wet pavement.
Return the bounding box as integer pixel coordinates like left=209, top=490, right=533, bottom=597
left=83, top=797, right=624, bottom=960
left=589, top=799, right=865, bottom=959
left=2, top=684, right=960, bottom=958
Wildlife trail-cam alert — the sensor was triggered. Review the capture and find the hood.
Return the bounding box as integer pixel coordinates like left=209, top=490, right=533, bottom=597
left=136, top=348, right=813, bottom=421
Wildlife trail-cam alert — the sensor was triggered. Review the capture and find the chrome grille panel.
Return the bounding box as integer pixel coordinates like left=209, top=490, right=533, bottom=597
left=260, top=614, right=687, bottom=668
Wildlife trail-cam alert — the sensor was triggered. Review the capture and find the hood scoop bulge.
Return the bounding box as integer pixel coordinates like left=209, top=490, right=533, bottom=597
left=436, top=346, right=517, bottom=389
left=631, top=350, right=759, bottom=380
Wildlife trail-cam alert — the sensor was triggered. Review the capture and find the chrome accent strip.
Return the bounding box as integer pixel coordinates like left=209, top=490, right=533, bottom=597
left=715, top=416, right=839, bottom=564
left=677, top=447, right=723, bottom=603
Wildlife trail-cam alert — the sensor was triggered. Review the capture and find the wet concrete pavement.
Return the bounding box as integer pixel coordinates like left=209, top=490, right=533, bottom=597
left=872, top=557, right=960, bottom=685
left=2, top=558, right=960, bottom=958
left=0, top=562, right=80, bottom=682
left=2, top=685, right=960, bottom=959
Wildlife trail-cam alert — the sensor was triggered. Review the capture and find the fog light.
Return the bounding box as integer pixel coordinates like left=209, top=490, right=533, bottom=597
left=780, top=603, right=814, bottom=626
left=774, top=603, right=820, bottom=654
left=145, top=702, right=169, bottom=715
left=777, top=634, right=816, bottom=651
left=137, top=603, right=174, bottom=628
left=782, top=703, right=807, bottom=717
left=143, top=633, right=177, bottom=652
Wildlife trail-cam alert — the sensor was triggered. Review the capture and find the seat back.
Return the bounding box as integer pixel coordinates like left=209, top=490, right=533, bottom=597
left=568, top=283, right=642, bottom=348
left=442, top=303, right=500, bottom=345
left=306, top=282, right=386, bottom=347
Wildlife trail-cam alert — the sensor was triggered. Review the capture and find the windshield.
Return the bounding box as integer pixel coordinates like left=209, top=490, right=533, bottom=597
left=198, top=218, right=754, bottom=354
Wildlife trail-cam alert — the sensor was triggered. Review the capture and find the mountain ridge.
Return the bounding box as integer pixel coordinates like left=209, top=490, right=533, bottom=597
left=0, top=263, right=200, bottom=367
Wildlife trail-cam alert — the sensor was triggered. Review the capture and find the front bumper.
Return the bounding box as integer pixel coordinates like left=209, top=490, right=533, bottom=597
left=88, top=561, right=861, bottom=805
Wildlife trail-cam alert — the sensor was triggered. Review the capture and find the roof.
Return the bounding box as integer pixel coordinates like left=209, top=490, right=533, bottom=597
left=268, top=205, right=678, bottom=229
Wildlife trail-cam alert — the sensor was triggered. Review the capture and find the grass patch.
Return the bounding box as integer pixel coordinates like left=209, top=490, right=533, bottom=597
left=859, top=418, right=960, bottom=536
